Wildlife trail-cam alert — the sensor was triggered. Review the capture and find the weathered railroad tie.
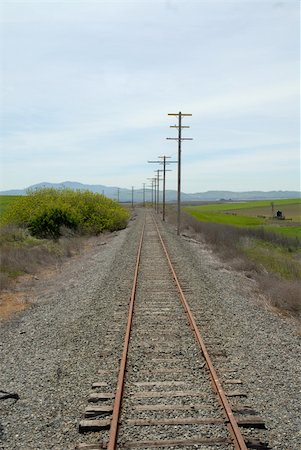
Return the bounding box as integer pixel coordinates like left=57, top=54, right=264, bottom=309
left=76, top=211, right=270, bottom=450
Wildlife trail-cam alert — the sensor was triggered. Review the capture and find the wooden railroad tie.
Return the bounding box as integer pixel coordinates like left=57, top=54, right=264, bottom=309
left=78, top=419, right=111, bottom=433
left=76, top=443, right=105, bottom=449
left=131, top=389, right=206, bottom=399
left=91, top=382, right=108, bottom=388
left=125, top=416, right=266, bottom=428
left=88, top=392, right=115, bottom=402
left=84, top=405, right=113, bottom=417
left=134, top=403, right=212, bottom=411
left=121, top=437, right=232, bottom=448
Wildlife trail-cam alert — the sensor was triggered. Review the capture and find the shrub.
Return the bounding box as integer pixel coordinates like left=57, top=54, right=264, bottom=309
left=0, top=188, right=130, bottom=291
left=1, top=188, right=130, bottom=238
left=28, top=207, right=78, bottom=239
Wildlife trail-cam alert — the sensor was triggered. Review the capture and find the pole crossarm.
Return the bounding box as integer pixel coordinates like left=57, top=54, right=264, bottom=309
left=168, top=113, right=192, bottom=116
left=166, top=137, right=193, bottom=140
left=158, top=160, right=178, bottom=163
left=158, top=157, right=177, bottom=165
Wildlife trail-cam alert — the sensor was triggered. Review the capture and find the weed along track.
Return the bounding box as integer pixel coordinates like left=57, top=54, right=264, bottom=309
left=76, top=211, right=270, bottom=450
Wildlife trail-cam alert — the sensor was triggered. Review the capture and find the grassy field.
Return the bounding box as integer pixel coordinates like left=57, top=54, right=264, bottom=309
left=184, top=198, right=301, bottom=238
left=185, top=198, right=300, bottom=213
left=179, top=200, right=301, bottom=316
left=0, top=195, right=21, bottom=215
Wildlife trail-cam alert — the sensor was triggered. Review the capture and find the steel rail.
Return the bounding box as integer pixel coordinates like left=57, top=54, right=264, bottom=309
left=107, top=218, right=146, bottom=450
left=152, top=216, right=248, bottom=450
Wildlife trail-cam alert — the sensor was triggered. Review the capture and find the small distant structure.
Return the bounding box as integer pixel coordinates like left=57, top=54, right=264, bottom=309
left=271, top=202, right=285, bottom=220
left=276, top=210, right=285, bottom=220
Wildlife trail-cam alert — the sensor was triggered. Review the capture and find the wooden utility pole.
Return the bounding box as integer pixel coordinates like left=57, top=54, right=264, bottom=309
left=131, top=186, right=134, bottom=209
left=142, top=183, right=146, bottom=207
left=167, top=112, right=193, bottom=235
left=155, top=169, right=164, bottom=214
left=148, top=156, right=175, bottom=221
left=148, top=160, right=163, bottom=214
left=147, top=178, right=155, bottom=207
left=153, top=178, right=157, bottom=211
left=117, top=187, right=120, bottom=203
left=152, top=177, right=157, bottom=211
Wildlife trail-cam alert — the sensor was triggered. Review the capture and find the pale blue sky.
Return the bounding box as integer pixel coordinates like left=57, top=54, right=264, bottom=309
left=0, top=0, right=300, bottom=192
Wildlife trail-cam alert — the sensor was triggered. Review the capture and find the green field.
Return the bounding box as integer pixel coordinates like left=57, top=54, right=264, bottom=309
left=185, top=198, right=301, bottom=238
left=184, top=198, right=301, bottom=287
left=0, top=196, right=21, bottom=216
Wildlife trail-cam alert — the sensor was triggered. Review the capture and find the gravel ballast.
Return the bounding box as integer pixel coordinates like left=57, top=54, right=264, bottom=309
left=0, top=216, right=140, bottom=450
left=0, top=209, right=300, bottom=449
left=158, top=217, right=301, bottom=450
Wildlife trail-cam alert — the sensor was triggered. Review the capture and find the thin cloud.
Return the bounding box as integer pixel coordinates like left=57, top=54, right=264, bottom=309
left=0, top=0, right=299, bottom=191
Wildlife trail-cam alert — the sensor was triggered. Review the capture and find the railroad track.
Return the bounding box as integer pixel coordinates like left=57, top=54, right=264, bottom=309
left=76, top=211, right=270, bottom=450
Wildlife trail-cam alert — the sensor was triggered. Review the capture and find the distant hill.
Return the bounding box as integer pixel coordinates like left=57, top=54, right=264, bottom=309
left=0, top=181, right=299, bottom=203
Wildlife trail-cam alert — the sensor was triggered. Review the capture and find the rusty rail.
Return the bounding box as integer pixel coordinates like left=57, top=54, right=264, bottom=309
left=106, top=213, right=248, bottom=450
left=153, top=216, right=248, bottom=450
left=106, top=218, right=146, bottom=450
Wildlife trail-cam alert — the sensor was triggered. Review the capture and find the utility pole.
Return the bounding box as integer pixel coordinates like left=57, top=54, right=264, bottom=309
left=147, top=178, right=155, bottom=207
left=156, top=170, right=160, bottom=213
left=151, top=178, right=157, bottom=211
left=142, top=183, right=146, bottom=207
left=131, top=186, right=134, bottom=209
left=153, top=178, right=157, bottom=211
left=161, top=156, right=172, bottom=221
left=148, top=156, right=175, bottom=221
left=117, top=187, right=120, bottom=203
left=167, top=112, right=193, bottom=235
left=155, top=169, right=164, bottom=214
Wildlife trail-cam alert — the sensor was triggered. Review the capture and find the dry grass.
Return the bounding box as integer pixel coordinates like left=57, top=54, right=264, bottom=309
left=257, top=276, right=301, bottom=317
left=0, top=224, right=83, bottom=291
left=166, top=207, right=301, bottom=318
left=0, top=272, right=10, bottom=290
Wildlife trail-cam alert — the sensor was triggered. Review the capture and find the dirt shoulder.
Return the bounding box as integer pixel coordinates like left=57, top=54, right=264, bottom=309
left=0, top=232, right=117, bottom=320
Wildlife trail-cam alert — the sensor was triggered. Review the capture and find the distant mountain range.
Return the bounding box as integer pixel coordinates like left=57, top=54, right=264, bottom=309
left=0, top=181, right=299, bottom=203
